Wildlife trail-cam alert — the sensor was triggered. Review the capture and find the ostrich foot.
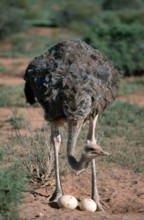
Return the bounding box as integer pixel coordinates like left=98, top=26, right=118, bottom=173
left=49, top=191, right=63, bottom=203
left=96, top=199, right=105, bottom=211
left=92, top=197, right=105, bottom=211
left=93, top=196, right=109, bottom=211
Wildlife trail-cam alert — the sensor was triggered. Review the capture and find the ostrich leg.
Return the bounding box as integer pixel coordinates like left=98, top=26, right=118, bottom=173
left=49, top=123, right=63, bottom=202
left=87, top=115, right=104, bottom=211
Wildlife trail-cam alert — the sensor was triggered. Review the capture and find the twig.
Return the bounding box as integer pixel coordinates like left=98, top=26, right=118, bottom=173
left=23, top=189, right=50, bottom=198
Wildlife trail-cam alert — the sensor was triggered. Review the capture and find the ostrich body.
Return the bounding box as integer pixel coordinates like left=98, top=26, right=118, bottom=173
left=24, top=40, right=121, bottom=211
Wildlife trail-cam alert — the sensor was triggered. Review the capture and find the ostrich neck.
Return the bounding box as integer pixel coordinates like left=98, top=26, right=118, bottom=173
left=67, top=120, right=87, bottom=171
left=68, top=155, right=87, bottom=171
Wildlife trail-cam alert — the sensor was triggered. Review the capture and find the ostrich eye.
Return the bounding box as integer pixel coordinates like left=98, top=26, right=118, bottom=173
left=27, top=69, right=34, bottom=74
left=85, top=147, right=96, bottom=152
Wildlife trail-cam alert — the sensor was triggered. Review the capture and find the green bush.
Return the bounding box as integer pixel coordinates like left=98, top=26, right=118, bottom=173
left=103, top=0, right=144, bottom=10
left=0, top=8, right=25, bottom=40
left=0, top=1, right=27, bottom=40
left=3, top=0, right=28, bottom=8
left=84, top=12, right=144, bottom=76
left=0, top=0, right=35, bottom=40
left=50, top=0, right=101, bottom=28
left=118, top=9, right=144, bottom=25
left=0, top=162, right=27, bottom=220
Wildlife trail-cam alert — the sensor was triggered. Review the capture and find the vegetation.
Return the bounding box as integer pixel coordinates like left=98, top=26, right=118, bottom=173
left=103, top=0, right=144, bottom=10
left=0, top=84, right=26, bottom=107
left=15, top=126, right=55, bottom=186
left=0, top=0, right=144, bottom=75
left=83, top=11, right=144, bottom=76
left=0, top=147, right=27, bottom=220
left=119, top=77, right=144, bottom=96
left=8, top=110, right=27, bottom=129
left=98, top=101, right=144, bottom=172
left=0, top=0, right=29, bottom=40
left=0, top=29, right=77, bottom=58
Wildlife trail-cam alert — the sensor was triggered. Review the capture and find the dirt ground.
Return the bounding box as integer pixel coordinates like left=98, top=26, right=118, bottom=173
left=0, top=56, right=144, bottom=220
left=19, top=166, right=144, bottom=220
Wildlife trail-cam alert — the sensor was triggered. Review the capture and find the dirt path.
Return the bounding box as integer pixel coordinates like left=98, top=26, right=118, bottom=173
left=0, top=73, right=23, bottom=85
left=119, top=94, right=144, bottom=107
left=0, top=57, right=30, bottom=77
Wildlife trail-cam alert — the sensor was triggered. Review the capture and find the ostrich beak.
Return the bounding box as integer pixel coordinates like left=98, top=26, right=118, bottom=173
left=89, top=145, right=110, bottom=156
left=99, top=149, right=110, bottom=156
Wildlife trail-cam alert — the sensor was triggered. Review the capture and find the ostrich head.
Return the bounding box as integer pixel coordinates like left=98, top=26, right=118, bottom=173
left=80, top=143, right=109, bottom=168
left=68, top=142, right=109, bottom=171
left=82, top=143, right=109, bottom=160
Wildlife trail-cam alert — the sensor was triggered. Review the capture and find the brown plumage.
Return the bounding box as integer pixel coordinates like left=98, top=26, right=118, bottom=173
left=24, top=39, right=122, bottom=210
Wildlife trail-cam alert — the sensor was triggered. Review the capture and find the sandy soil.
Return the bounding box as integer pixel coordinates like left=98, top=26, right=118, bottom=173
left=0, top=56, right=144, bottom=220
left=0, top=57, right=30, bottom=77
left=19, top=167, right=144, bottom=220
left=119, top=94, right=144, bottom=107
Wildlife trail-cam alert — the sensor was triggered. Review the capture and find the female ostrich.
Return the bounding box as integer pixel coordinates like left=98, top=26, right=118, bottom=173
left=24, top=40, right=121, bottom=211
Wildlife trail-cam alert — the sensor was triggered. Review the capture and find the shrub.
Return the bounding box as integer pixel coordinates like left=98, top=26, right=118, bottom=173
left=50, top=0, right=101, bottom=28
left=0, top=162, right=27, bottom=220
left=118, top=9, right=144, bottom=25
left=84, top=12, right=144, bottom=76
left=12, top=126, right=55, bottom=186
left=0, top=0, right=30, bottom=40
left=103, top=0, right=144, bottom=10
left=8, top=110, right=27, bottom=130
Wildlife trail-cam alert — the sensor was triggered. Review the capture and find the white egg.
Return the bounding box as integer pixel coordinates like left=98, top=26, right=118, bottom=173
left=80, top=198, right=97, bottom=212
left=58, top=195, right=78, bottom=210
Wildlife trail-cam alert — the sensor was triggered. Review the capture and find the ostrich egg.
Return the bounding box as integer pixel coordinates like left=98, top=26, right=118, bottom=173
left=58, top=195, right=78, bottom=210
left=80, top=198, right=97, bottom=212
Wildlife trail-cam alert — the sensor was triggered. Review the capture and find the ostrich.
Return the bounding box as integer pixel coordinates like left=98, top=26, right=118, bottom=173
left=24, top=39, right=122, bottom=211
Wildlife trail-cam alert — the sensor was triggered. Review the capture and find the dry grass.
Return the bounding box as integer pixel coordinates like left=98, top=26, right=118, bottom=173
left=8, top=125, right=54, bottom=187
